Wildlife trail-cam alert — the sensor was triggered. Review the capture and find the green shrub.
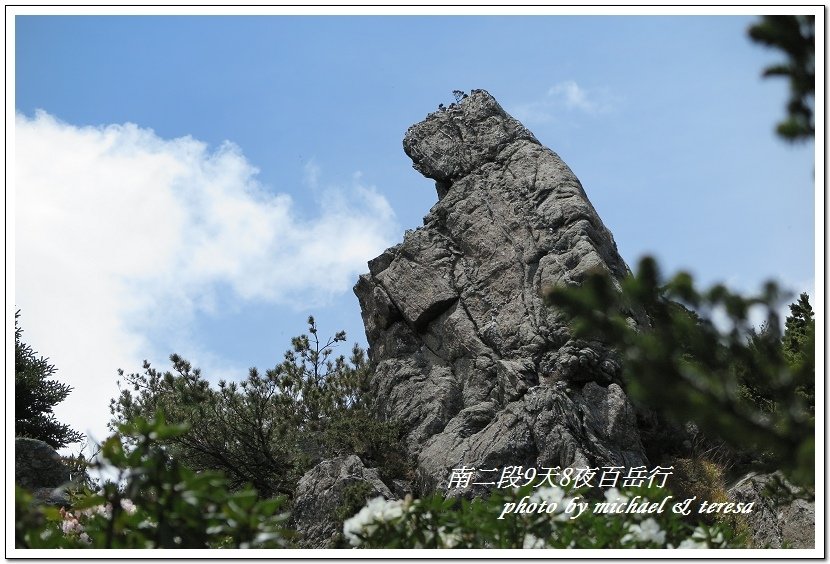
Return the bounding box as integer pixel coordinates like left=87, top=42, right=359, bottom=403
left=109, top=316, right=407, bottom=499
left=16, top=414, right=291, bottom=549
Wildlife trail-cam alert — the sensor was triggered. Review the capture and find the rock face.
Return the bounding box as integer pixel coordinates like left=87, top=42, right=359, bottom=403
left=291, top=455, right=395, bottom=548
left=15, top=437, right=71, bottom=506
left=728, top=473, right=815, bottom=549
left=354, top=89, right=647, bottom=494
left=15, top=437, right=70, bottom=490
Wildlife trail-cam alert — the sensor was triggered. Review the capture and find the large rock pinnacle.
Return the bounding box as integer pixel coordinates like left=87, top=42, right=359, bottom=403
left=354, top=89, right=647, bottom=494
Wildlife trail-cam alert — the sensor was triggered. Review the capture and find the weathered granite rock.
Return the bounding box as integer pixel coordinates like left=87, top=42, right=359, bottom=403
left=728, top=473, right=815, bottom=549
left=15, top=437, right=71, bottom=507
left=30, top=487, right=71, bottom=507
left=16, top=437, right=70, bottom=490
left=355, top=89, right=648, bottom=493
left=291, top=455, right=394, bottom=548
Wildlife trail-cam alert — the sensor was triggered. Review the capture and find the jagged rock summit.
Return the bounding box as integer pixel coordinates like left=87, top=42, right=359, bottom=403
left=355, top=89, right=648, bottom=494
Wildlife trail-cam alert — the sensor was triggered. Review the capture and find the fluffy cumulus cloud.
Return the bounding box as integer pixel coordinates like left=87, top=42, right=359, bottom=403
left=14, top=111, right=397, bottom=450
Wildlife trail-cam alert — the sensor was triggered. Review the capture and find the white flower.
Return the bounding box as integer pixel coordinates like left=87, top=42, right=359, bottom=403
left=438, top=526, right=462, bottom=548
left=621, top=517, right=666, bottom=546
left=342, top=497, right=406, bottom=547
left=710, top=530, right=725, bottom=546
left=343, top=506, right=375, bottom=546
left=523, top=533, right=547, bottom=549
left=61, top=517, right=82, bottom=535
left=529, top=486, right=572, bottom=521
left=690, top=525, right=708, bottom=539
left=81, top=503, right=112, bottom=519
left=420, top=523, right=461, bottom=548
left=529, top=486, right=565, bottom=506
left=79, top=532, right=91, bottom=544
left=683, top=524, right=726, bottom=548
left=603, top=487, right=629, bottom=504
left=379, top=498, right=406, bottom=521
left=120, top=498, right=137, bottom=514
left=676, top=538, right=709, bottom=549
left=555, top=497, right=581, bottom=522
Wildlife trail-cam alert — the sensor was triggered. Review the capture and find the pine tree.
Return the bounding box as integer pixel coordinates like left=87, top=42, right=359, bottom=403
left=15, top=310, right=84, bottom=449
left=109, top=316, right=406, bottom=498
left=783, top=292, right=814, bottom=363
left=782, top=293, right=815, bottom=411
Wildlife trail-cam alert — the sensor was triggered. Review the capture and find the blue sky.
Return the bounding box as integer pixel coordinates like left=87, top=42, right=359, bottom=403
left=13, top=13, right=817, bottom=451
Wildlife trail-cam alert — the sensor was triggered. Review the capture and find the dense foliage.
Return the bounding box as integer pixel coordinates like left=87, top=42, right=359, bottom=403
left=16, top=415, right=291, bottom=549
left=544, top=258, right=814, bottom=488
left=109, top=316, right=406, bottom=499
left=15, top=310, right=84, bottom=449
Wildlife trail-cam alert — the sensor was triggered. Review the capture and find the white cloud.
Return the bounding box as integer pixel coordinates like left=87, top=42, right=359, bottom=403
left=548, top=80, right=597, bottom=113
left=510, top=80, right=615, bottom=125
left=14, top=110, right=398, bottom=452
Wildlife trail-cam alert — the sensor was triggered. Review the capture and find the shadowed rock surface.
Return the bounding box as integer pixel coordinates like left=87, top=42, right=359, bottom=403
left=728, top=472, right=815, bottom=549
left=354, top=89, right=648, bottom=494
left=291, top=455, right=395, bottom=548
left=15, top=437, right=71, bottom=507
left=16, top=437, right=70, bottom=489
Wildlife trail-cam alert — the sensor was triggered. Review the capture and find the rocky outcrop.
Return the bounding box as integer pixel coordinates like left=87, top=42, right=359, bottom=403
left=15, top=437, right=71, bottom=506
left=728, top=473, right=815, bottom=549
left=291, top=455, right=395, bottom=548
left=16, top=437, right=70, bottom=489
left=355, top=89, right=647, bottom=493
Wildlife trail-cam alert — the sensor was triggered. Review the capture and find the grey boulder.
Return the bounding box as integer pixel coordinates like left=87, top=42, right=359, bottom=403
left=15, top=437, right=71, bottom=507
left=728, top=472, right=815, bottom=549
left=291, top=455, right=394, bottom=548
left=16, top=437, right=70, bottom=490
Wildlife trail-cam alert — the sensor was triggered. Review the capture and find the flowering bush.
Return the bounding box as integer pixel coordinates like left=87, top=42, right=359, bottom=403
left=16, top=414, right=291, bottom=549
left=56, top=500, right=138, bottom=545
left=342, top=484, right=738, bottom=549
